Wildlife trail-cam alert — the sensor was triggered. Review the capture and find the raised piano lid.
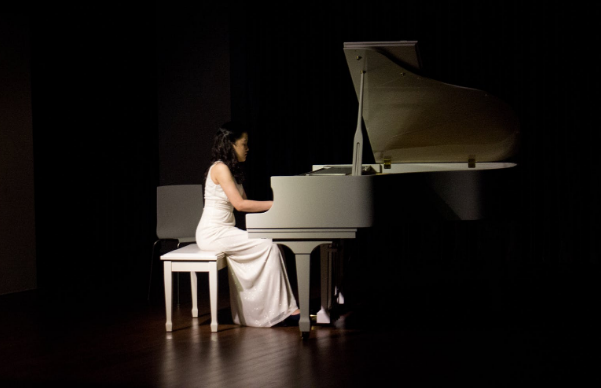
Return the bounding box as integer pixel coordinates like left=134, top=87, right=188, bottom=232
left=344, top=41, right=520, bottom=164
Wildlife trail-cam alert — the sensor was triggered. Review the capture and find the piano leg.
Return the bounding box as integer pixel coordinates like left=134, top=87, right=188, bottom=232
left=280, top=241, right=331, bottom=340
left=317, top=241, right=347, bottom=324
left=317, top=244, right=332, bottom=324
left=295, top=252, right=311, bottom=337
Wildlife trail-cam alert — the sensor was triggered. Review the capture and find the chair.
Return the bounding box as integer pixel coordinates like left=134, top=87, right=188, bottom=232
left=148, top=184, right=204, bottom=301
left=161, top=244, right=227, bottom=332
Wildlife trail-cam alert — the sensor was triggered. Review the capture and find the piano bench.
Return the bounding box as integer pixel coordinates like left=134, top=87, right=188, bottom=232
left=160, top=244, right=227, bottom=332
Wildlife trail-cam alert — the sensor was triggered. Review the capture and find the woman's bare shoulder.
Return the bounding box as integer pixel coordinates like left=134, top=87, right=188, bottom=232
left=212, top=161, right=230, bottom=173
left=211, top=162, right=232, bottom=182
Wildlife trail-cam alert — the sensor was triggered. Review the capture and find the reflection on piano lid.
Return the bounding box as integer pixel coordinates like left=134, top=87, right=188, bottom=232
left=344, top=40, right=519, bottom=165
left=306, top=165, right=378, bottom=176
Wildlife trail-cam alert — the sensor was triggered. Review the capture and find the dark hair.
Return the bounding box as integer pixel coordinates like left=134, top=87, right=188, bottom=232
left=207, top=122, right=247, bottom=184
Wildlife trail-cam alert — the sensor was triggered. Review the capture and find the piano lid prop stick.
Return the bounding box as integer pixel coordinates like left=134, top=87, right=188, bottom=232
left=352, top=71, right=365, bottom=176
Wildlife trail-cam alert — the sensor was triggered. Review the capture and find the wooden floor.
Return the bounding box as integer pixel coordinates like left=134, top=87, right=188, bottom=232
left=1, top=269, right=599, bottom=387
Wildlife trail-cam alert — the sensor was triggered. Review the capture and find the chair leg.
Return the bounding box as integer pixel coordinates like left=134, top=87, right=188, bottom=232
left=176, top=273, right=180, bottom=305
left=149, top=239, right=180, bottom=301
left=164, top=261, right=173, bottom=332
left=147, top=240, right=161, bottom=301
left=175, top=241, right=182, bottom=306
left=209, top=265, right=219, bottom=332
left=190, top=272, right=198, bottom=317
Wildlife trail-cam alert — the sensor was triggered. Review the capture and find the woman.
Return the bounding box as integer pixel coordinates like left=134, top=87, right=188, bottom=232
left=196, top=122, right=300, bottom=327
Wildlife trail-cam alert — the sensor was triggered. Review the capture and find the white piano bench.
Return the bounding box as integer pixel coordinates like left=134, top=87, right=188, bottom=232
left=160, top=244, right=227, bottom=332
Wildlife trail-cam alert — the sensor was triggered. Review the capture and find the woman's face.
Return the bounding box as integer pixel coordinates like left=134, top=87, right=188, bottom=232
left=233, top=132, right=249, bottom=162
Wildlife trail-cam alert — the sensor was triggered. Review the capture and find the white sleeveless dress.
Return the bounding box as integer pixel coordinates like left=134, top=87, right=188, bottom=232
left=196, top=162, right=298, bottom=327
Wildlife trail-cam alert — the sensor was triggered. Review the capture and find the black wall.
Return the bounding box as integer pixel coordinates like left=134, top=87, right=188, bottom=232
left=0, top=13, right=36, bottom=295
left=157, top=4, right=231, bottom=187
left=30, top=6, right=158, bottom=297
left=24, top=0, right=599, bottom=322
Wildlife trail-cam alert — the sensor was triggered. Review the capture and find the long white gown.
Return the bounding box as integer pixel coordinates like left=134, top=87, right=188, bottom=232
left=196, top=162, right=298, bottom=327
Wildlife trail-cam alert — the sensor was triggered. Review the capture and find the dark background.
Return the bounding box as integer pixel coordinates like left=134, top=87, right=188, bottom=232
left=3, top=1, right=598, bottom=333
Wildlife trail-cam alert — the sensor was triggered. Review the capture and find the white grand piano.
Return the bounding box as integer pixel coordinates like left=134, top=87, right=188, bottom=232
left=246, top=41, right=520, bottom=339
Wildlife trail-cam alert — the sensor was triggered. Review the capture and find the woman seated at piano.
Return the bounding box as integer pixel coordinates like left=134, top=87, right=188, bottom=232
left=196, top=122, right=301, bottom=327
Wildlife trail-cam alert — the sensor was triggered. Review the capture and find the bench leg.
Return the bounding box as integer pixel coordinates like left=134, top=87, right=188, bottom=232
left=190, top=272, right=198, bottom=317
left=164, top=261, right=173, bottom=332
left=209, top=265, right=218, bottom=332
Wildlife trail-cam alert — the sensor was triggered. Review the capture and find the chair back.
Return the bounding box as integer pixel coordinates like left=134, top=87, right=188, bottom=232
left=156, top=184, right=203, bottom=241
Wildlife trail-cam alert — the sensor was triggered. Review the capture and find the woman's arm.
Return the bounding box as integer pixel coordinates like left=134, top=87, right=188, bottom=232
left=211, top=163, right=272, bottom=213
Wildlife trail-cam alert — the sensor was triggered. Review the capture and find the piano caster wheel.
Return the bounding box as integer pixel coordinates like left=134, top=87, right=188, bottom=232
left=301, top=332, right=310, bottom=340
